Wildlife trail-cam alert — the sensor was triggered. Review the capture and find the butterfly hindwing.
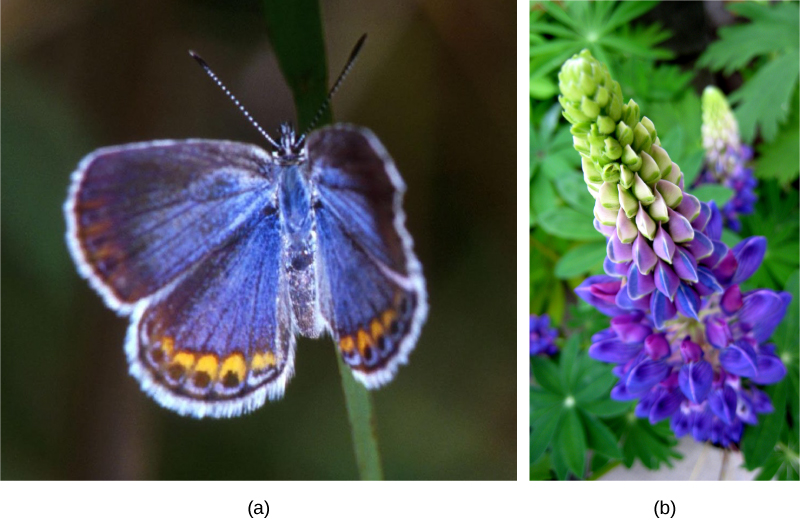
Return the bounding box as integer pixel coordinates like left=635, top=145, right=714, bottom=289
left=309, top=125, right=427, bottom=388
left=128, top=210, right=294, bottom=418
left=65, top=140, right=277, bottom=312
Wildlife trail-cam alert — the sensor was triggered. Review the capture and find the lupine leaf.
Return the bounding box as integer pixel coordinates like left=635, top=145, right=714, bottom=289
left=580, top=398, right=632, bottom=418
left=690, top=185, right=735, bottom=207
left=531, top=356, right=564, bottom=394
left=530, top=397, right=563, bottom=463
left=697, top=2, right=800, bottom=143
left=580, top=409, right=623, bottom=459
left=755, top=91, right=800, bottom=184
left=537, top=207, right=600, bottom=240
left=554, top=241, right=607, bottom=279
left=556, top=408, right=587, bottom=478
left=741, top=379, right=788, bottom=470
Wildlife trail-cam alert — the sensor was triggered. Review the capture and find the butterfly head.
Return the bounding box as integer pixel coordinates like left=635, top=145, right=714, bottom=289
left=275, top=122, right=304, bottom=160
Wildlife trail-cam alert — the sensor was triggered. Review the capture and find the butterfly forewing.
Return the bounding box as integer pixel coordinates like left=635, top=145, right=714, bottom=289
left=309, top=125, right=428, bottom=388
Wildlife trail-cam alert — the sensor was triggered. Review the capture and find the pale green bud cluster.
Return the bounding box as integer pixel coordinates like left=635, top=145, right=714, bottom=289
left=558, top=50, right=692, bottom=242
left=701, top=86, right=739, bottom=159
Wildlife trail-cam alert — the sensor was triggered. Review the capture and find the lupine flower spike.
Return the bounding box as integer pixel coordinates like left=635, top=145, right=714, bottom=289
left=695, top=86, right=756, bottom=232
left=559, top=50, right=790, bottom=447
left=530, top=314, right=559, bottom=356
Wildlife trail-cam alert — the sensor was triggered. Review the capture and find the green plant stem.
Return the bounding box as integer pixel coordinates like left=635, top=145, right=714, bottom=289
left=336, top=354, right=384, bottom=480
left=262, top=0, right=384, bottom=480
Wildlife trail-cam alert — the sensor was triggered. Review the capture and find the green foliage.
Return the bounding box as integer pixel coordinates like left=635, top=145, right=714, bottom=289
left=530, top=1, right=672, bottom=100
left=755, top=92, right=800, bottom=185
left=697, top=2, right=800, bottom=143
left=739, top=182, right=799, bottom=292
left=530, top=332, right=681, bottom=479
left=742, top=271, right=799, bottom=480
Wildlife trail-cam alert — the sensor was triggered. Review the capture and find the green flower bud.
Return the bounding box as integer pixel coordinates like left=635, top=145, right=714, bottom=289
left=570, top=121, right=592, bottom=137
left=656, top=180, right=683, bottom=208
left=616, top=209, right=638, bottom=243
left=573, top=135, right=589, bottom=156
left=621, top=144, right=642, bottom=171
left=562, top=101, right=592, bottom=124
left=594, top=199, right=617, bottom=226
left=599, top=182, right=620, bottom=209
left=582, top=156, right=603, bottom=183
left=633, top=121, right=652, bottom=152
left=640, top=117, right=657, bottom=142
left=622, top=99, right=640, bottom=128
left=635, top=202, right=656, bottom=240
left=581, top=96, right=601, bottom=119
left=595, top=85, right=610, bottom=108
left=632, top=173, right=655, bottom=204
left=607, top=94, right=623, bottom=121
left=602, top=163, right=620, bottom=183
left=620, top=164, right=635, bottom=189
left=702, top=86, right=739, bottom=153
left=597, top=115, right=616, bottom=135
left=586, top=181, right=602, bottom=197
left=616, top=121, right=634, bottom=147
left=648, top=144, right=672, bottom=178
left=648, top=190, right=669, bottom=222
left=603, top=137, right=623, bottom=161
left=662, top=162, right=683, bottom=186
left=618, top=185, right=639, bottom=218
left=638, top=151, right=661, bottom=184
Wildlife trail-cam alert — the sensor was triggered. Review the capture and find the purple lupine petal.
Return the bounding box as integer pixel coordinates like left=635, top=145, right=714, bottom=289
left=635, top=388, right=659, bottom=419
left=650, top=291, right=677, bottom=330
left=654, top=260, right=680, bottom=300
left=627, top=262, right=656, bottom=299
left=695, top=266, right=725, bottom=296
left=666, top=208, right=695, bottom=243
left=683, top=232, right=714, bottom=261
left=650, top=386, right=684, bottom=424
left=691, top=409, right=713, bottom=442
left=632, top=233, right=658, bottom=274
left=750, top=355, right=787, bottom=385
left=736, top=392, right=759, bottom=425
left=603, top=256, right=629, bottom=278
left=679, top=361, right=713, bottom=404
left=575, top=275, right=624, bottom=316
left=720, top=285, right=743, bottom=315
left=610, top=382, right=637, bottom=401
left=731, top=236, right=767, bottom=285
left=635, top=202, right=657, bottom=239
left=616, top=287, right=652, bottom=313
left=739, top=289, right=790, bottom=342
left=750, top=387, right=774, bottom=414
left=610, top=316, right=651, bottom=343
left=705, top=201, right=723, bottom=240
left=594, top=218, right=616, bottom=238
left=675, top=284, right=701, bottom=320
left=708, top=385, right=738, bottom=425
left=701, top=239, right=729, bottom=269
left=644, top=333, right=670, bottom=360
left=672, top=248, right=699, bottom=283
left=705, top=316, right=732, bottom=349
left=616, top=209, right=638, bottom=243
left=624, top=357, right=671, bottom=395
left=607, top=233, right=633, bottom=263
left=676, top=193, right=701, bottom=222
left=652, top=223, right=676, bottom=263
left=680, top=338, right=703, bottom=363
left=719, top=340, right=759, bottom=378
left=671, top=408, right=691, bottom=437
left=711, top=249, right=738, bottom=286
left=691, top=202, right=712, bottom=231
left=588, top=338, right=643, bottom=363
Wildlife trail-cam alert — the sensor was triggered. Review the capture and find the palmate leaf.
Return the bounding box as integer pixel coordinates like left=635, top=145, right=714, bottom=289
left=611, top=414, right=683, bottom=470
left=697, top=1, right=800, bottom=143
left=530, top=0, right=672, bottom=92
left=755, top=89, right=800, bottom=184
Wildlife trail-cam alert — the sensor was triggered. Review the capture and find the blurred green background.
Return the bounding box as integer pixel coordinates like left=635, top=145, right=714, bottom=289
left=2, top=0, right=516, bottom=479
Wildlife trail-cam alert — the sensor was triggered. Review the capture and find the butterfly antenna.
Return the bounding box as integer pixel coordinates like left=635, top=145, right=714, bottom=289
left=189, top=50, right=280, bottom=149
left=297, top=33, right=367, bottom=144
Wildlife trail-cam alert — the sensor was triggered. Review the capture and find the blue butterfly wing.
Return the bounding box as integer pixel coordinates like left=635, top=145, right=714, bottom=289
left=308, top=125, right=427, bottom=388
left=66, top=140, right=293, bottom=417
left=65, top=140, right=277, bottom=312
left=128, top=210, right=293, bottom=418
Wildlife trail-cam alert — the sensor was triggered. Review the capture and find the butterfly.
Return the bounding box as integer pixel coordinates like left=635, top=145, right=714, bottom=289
left=63, top=35, right=427, bottom=418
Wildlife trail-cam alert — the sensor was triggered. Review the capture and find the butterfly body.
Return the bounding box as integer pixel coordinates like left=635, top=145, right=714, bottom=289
left=65, top=124, right=427, bottom=418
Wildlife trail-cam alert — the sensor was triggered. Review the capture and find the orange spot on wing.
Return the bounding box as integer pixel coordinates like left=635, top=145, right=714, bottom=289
left=357, top=329, right=374, bottom=355
left=339, top=335, right=355, bottom=353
